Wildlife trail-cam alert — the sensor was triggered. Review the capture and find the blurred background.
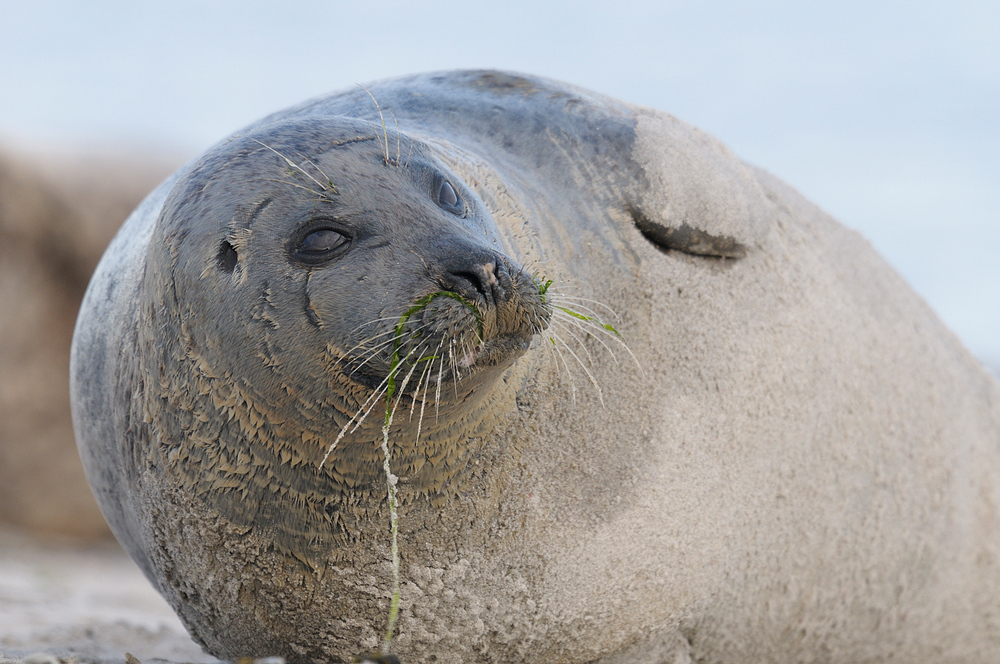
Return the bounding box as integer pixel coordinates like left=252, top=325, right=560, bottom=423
left=1, top=0, right=997, bottom=540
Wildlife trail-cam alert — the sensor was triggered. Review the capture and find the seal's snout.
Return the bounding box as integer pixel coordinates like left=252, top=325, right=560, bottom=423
left=440, top=248, right=508, bottom=310
left=436, top=247, right=549, bottom=341
left=388, top=244, right=550, bottom=376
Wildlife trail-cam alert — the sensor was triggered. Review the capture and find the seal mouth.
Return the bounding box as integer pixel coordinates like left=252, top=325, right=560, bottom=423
left=343, top=271, right=551, bottom=393
left=344, top=333, right=533, bottom=393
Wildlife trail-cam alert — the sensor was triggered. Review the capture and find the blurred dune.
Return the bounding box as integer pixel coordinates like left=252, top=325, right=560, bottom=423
left=0, top=145, right=183, bottom=539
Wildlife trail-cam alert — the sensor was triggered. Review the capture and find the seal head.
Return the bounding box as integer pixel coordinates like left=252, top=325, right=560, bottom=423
left=125, top=116, right=549, bottom=559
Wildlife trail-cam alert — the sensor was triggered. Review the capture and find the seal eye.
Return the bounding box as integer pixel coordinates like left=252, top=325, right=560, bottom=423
left=437, top=181, right=463, bottom=213
left=295, top=228, right=349, bottom=264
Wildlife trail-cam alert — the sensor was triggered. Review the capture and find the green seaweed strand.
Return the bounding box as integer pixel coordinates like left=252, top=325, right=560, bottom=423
left=379, top=417, right=400, bottom=656
left=379, top=291, right=481, bottom=654
left=553, top=305, right=621, bottom=337
left=387, top=291, right=483, bottom=403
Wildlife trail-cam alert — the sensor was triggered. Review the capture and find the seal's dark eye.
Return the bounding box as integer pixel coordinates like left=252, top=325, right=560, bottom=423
left=295, top=228, right=349, bottom=263
left=437, top=181, right=462, bottom=213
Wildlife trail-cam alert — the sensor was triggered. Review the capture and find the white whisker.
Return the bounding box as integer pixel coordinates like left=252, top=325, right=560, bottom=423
left=549, top=294, right=622, bottom=322
left=415, top=341, right=443, bottom=445
left=320, top=380, right=388, bottom=468
left=449, top=341, right=460, bottom=398
left=549, top=318, right=597, bottom=367
left=546, top=330, right=578, bottom=404
left=251, top=139, right=331, bottom=195
left=550, top=315, right=618, bottom=367
left=434, top=347, right=445, bottom=420
left=551, top=307, right=643, bottom=376
left=552, top=332, right=604, bottom=406
left=408, top=356, right=432, bottom=421
left=349, top=320, right=437, bottom=376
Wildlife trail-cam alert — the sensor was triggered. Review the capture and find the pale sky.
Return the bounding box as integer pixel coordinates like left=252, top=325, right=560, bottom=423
left=2, top=0, right=997, bottom=361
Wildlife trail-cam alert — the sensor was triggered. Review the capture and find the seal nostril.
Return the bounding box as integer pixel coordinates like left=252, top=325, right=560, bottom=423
left=494, top=259, right=508, bottom=281
left=448, top=269, right=490, bottom=303
left=441, top=255, right=512, bottom=308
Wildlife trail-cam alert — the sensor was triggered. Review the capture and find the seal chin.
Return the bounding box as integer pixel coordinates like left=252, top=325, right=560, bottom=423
left=457, top=334, right=535, bottom=370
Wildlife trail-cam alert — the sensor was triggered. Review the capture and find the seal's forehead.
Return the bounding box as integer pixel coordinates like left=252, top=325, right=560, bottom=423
left=159, top=114, right=447, bottom=226
left=154, top=119, right=384, bottom=237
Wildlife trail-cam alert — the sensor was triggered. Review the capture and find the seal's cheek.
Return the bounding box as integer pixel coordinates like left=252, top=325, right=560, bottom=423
left=297, top=253, right=421, bottom=340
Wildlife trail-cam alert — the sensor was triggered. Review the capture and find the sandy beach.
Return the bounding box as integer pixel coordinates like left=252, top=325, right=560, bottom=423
left=0, top=526, right=217, bottom=664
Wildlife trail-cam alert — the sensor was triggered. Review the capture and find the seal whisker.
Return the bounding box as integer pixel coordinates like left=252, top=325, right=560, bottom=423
left=408, top=362, right=428, bottom=422
left=358, top=84, right=391, bottom=165
left=549, top=318, right=599, bottom=368
left=544, top=283, right=624, bottom=317
left=350, top=328, right=433, bottom=375
left=345, top=337, right=396, bottom=363
left=344, top=328, right=400, bottom=358
left=549, top=316, right=618, bottom=364
left=347, top=382, right=394, bottom=435
left=554, top=333, right=604, bottom=405
left=389, top=344, right=427, bottom=417
left=546, top=329, right=578, bottom=404
left=549, top=303, right=644, bottom=376
left=403, top=135, right=415, bottom=169
left=434, top=347, right=445, bottom=421
left=408, top=357, right=431, bottom=421
left=340, top=323, right=408, bottom=361
left=448, top=340, right=460, bottom=398
left=549, top=295, right=622, bottom=323
left=348, top=321, right=437, bottom=376
left=321, top=338, right=437, bottom=467
left=415, top=341, right=443, bottom=441
left=457, top=337, right=477, bottom=373
left=291, top=149, right=338, bottom=193
left=327, top=341, right=436, bottom=467
left=365, top=316, right=438, bottom=350
left=409, top=340, right=443, bottom=420
left=577, top=319, right=643, bottom=377
left=347, top=316, right=407, bottom=338
left=388, top=109, right=402, bottom=168
left=250, top=138, right=335, bottom=196
left=263, top=178, right=328, bottom=200
left=319, top=381, right=388, bottom=468
left=369, top=339, right=434, bottom=416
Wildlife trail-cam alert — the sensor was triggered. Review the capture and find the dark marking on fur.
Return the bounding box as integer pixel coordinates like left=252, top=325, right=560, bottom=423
left=628, top=204, right=747, bottom=259
left=217, top=241, right=238, bottom=273
left=304, top=271, right=323, bottom=328
left=247, top=197, right=274, bottom=227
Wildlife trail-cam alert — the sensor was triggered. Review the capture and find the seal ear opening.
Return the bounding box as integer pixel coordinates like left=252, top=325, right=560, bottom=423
left=628, top=204, right=747, bottom=259
left=217, top=240, right=238, bottom=272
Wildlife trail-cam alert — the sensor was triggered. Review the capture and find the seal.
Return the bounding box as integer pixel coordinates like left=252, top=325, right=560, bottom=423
left=71, top=71, right=1000, bottom=663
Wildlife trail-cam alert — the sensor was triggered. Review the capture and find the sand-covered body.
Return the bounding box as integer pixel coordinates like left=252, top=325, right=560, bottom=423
left=71, top=71, right=1000, bottom=663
